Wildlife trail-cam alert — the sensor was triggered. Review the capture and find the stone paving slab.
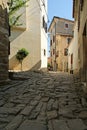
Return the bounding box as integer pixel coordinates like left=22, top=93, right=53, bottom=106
left=21, top=105, right=34, bottom=116
left=0, top=71, right=87, bottom=130
left=5, top=115, right=23, bottom=130
left=67, top=119, right=87, bottom=130
left=0, top=107, right=21, bottom=115
left=78, top=111, right=87, bottom=119
left=48, top=120, right=69, bottom=130
left=47, top=110, right=58, bottom=120
left=17, top=120, right=47, bottom=130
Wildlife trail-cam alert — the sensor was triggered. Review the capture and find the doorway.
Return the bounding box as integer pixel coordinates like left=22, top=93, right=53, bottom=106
left=82, top=21, right=87, bottom=82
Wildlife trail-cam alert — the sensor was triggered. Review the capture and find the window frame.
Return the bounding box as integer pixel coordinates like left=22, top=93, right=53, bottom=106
left=65, top=23, right=69, bottom=29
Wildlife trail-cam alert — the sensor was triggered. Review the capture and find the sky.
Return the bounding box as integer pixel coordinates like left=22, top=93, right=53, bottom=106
left=47, top=0, right=74, bottom=56
left=48, top=0, right=74, bottom=25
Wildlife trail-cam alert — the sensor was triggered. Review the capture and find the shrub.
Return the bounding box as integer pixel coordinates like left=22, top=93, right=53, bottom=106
left=16, top=48, right=29, bottom=70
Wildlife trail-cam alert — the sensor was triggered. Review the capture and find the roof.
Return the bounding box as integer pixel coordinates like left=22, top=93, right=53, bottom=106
left=48, top=16, right=74, bottom=32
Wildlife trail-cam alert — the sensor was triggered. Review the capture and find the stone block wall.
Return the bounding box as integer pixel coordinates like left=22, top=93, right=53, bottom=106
left=0, top=1, right=9, bottom=81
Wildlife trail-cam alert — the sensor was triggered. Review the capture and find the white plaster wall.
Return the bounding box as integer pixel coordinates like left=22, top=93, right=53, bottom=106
left=68, top=21, right=78, bottom=72
left=40, top=0, right=48, bottom=68
left=9, top=0, right=48, bottom=71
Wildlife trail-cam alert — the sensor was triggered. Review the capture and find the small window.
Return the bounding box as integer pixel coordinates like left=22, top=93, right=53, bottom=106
left=56, top=40, right=58, bottom=46
left=50, top=40, right=52, bottom=46
left=71, top=54, right=73, bottom=64
left=72, top=31, right=74, bottom=36
left=80, top=0, right=84, bottom=11
left=42, top=16, right=47, bottom=33
left=67, top=38, right=71, bottom=44
left=42, top=0, right=45, bottom=7
left=51, top=51, right=52, bottom=56
left=56, top=51, right=59, bottom=57
left=44, top=49, right=46, bottom=56
left=8, top=41, right=10, bottom=55
left=53, top=35, right=55, bottom=43
left=53, top=49, right=55, bottom=55
left=9, top=25, right=11, bottom=36
left=65, top=23, right=68, bottom=28
left=64, top=48, right=68, bottom=56
left=44, top=22, right=47, bottom=33
left=43, top=16, right=45, bottom=28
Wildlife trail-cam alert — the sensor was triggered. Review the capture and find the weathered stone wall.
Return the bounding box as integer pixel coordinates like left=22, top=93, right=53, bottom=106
left=73, top=0, right=87, bottom=92
left=0, top=1, right=9, bottom=81
left=77, top=0, right=87, bottom=83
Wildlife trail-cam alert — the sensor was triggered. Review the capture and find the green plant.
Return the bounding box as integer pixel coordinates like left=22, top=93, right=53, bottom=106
left=47, top=63, right=51, bottom=68
left=16, top=48, right=29, bottom=70
left=8, top=0, right=29, bottom=27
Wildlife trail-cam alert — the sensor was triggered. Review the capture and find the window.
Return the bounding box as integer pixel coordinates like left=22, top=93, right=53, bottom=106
left=67, top=38, right=71, bottom=44
left=42, top=0, right=45, bottom=7
left=44, top=22, right=47, bottom=33
left=80, top=0, right=84, bottom=11
left=72, top=31, right=74, bottom=36
left=44, top=49, right=46, bottom=56
left=50, top=40, right=52, bottom=46
left=78, top=47, right=80, bottom=60
left=43, top=16, right=45, bottom=28
left=78, top=5, right=80, bottom=31
left=56, top=40, right=58, bottom=46
left=64, top=48, right=68, bottom=56
left=42, top=16, right=47, bottom=33
left=56, top=51, right=59, bottom=57
left=8, top=41, right=10, bottom=55
left=9, top=25, right=11, bottom=36
left=65, top=23, right=68, bottom=28
left=53, top=35, right=55, bottom=43
left=51, top=51, right=52, bottom=57
left=53, top=49, right=55, bottom=55
left=71, top=54, right=73, bottom=64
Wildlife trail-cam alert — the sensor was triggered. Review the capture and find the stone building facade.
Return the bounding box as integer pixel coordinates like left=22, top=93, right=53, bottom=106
left=48, top=16, right=74, bottom=71
left=73, top=0, right=87, bottom=89
left=0, top=0, right=9, bottom=82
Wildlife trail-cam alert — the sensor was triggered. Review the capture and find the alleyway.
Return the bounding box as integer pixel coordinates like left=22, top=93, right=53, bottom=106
left=0, top=71, right=87, bottom=130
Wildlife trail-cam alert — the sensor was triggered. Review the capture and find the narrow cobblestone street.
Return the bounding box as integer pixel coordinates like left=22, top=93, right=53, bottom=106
left=0, top=71, right=87, bottom=130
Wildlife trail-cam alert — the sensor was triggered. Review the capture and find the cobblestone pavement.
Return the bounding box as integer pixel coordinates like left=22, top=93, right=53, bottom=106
left=0, top=71, right=87, bottom=130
